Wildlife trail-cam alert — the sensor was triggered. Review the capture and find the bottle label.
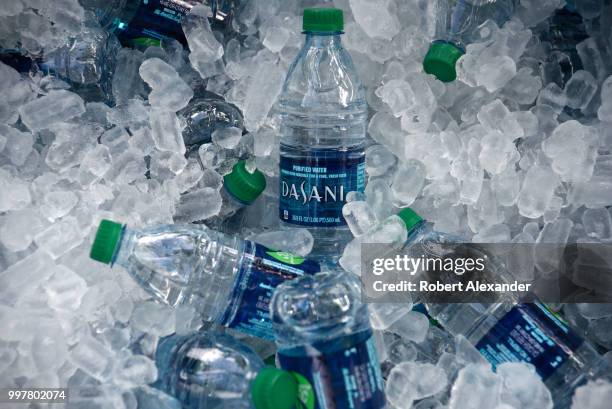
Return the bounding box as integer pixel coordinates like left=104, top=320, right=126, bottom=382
left=474, top=302, right=584, bottom=380
left=279, top=148, right=366, bottom=227
left=278, top=331, right=386, bottom=409
left=221, top=242, right=320, bottom=340
left=115, top=0, right=199, bottom=45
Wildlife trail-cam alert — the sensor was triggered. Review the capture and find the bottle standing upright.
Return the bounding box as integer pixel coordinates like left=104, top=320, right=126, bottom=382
left=155, top=331, right=309, bottom=409
left=423, top=0, right=519, bottom=82
left=89, top=219, right=320, bottom=340
left=278, top=8, right=368, bottom=262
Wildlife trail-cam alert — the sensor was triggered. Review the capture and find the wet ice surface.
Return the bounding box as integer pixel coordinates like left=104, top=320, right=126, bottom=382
left=0, top=0, right=612, bottom=407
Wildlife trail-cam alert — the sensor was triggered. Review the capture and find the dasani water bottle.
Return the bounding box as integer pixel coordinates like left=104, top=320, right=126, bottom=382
left=89, top=220, right=320, bottom=340
left=278, top=8, right=367, bottom=261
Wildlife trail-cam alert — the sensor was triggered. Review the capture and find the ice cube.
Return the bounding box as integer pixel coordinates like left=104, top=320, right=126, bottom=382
left=366, top=144, right=397, bottom=177
left=477, top=56, right=517, bottom=93
left=41, top=190, right=79, bottom=221
left=571, top=380, right=612, bottom=409
left=349, top=0, right=400, bottom=40
left=365, top=178, right=394, bottom=221
left=342, top=201, right=378, bottom=237
left=182, top=5, right=224, bottom=74
left=376, top=79, right=416, bottom=117
left=582, top=208, right=612, bottom=239
left=386, top=337, right=419, bottom=364
left=389, top=310, right=430, bottom=343
left=597, top=75, right=612, bottom=122
left=114, top=354, right=158, bottom=386
left=211, top=126, right=242, bottom=149
left=497, top=362, right=553, bottom=409
left=34, top=216, right=83, bottom=259
left=449, top=364, right=502, bottom=409
left=0, top=124, right=33, bottom=166
left=18, top=90, right=85, bottom=131
left=535, top=218, right=573, bottom=276
left=69, top=335, right=114, bottom=381
left=502, top=67, right=542, bottom=105
left=537, top=83, right=567, bottom=113
left=386, top=361, right=447, bottom=408
left=543, top=121, right=598, bottom=183
left=0, top=251, right=54, bottom=304
left=369, top=304, right=412, bottom=330
left=242, top=61, right=285, bottom=131
left=150, top=109, right=186, bottom=154
left=131, top=301, right=176, bottom=336
left=251, top=229, right=314, bottom=257
left=174, top=188, right=222, bottom=222
left=517, top=165, right=559, bottom=219
left=263, top=25, right=290, bottom=53
left=0, top=208, right=45, bottom=252
left=391, top=159, right=426, bottom=205
left=45, top=264, right=88, bottom=312
left=564, top=70, right=598, bottom=110
left=139, top=58, right=193, bottom=112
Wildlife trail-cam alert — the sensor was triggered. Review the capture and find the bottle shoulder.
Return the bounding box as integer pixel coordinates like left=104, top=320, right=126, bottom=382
left=279, top=40, right=367, bottom=114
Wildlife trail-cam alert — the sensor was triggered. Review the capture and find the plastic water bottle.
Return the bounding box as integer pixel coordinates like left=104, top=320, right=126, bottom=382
left=278, top=8, right=367, bottom=261
left=423, top=0, right=519, bottom=82
left=0, top=25, right=121, bottom=103
left=199, top=160, right=267, bottom=229
left=271, top=271, right=386, bottom=409
left=155, top=331, right=308, bottom=409
left=180, top=90, right=244, bottom=149
left=89, top=220, right=320, bottom=340
left=80, top=0, right=235, bottom=46
left=397, top=207, right=608, bottom=408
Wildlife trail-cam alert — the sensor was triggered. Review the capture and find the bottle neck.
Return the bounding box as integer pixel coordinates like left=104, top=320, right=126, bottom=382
left=112, top=226, right=136, bottom=268
left=303, top=33, right=343, bottom=49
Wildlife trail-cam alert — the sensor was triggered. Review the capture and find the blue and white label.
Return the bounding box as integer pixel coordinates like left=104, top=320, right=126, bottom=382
left=278, top=330, right=385, bottom=409
left=115, top=0, right=197, bottom=44
left=221, top=242, right=320, bottom=340
left=279, top=148, right=366, bottom=227
left=475, top=302, right=584, bottom=380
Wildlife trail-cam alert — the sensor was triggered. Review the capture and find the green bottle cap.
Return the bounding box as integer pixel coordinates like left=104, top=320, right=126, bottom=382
left=398, top=208, right=424, bottom=231
left=423, top=41, right=465, bottom=83
left=303, top=8, right=343, bottom=33
left=251, top=367, right=299, bottom=409
left=90, top=219, right=123, bottom=264
left=223, top=160, right=266, bottom=204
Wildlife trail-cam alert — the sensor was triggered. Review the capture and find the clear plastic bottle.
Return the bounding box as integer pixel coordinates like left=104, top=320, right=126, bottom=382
left=278, top=8, right=367, bottom=262
left=180, top=90, right=244, bottom=149
left=397, top=207, right=607, bottom=408
left=423, top=0, right=519, bottom=82
left=271, top=271, right=386, bottom=409
left=79, top=0, right=235, bottom=46
left=89, top=220, right=320, bottom=340
left=200, top=160, right=267, bottom=230
left=3, top=24, right=122, bottom=103
left=155, top=331, right=306, bottom=409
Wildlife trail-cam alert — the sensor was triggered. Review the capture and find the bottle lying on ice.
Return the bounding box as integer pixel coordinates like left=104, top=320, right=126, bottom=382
left=155, top=330, right=311, bottom=409
left=423, top=0, right=519, bottom=82
left=79, top=0, right=236, bottom=46
left=396, top=207, right=610, bottom=408
left=89, top=219, right=320, bottom=340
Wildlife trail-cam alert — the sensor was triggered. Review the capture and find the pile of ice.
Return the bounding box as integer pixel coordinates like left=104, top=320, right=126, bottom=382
left=1, top=0, right=612, bottom=407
